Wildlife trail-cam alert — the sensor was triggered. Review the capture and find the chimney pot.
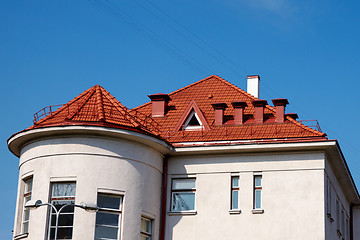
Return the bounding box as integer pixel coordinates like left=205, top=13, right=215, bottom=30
left=231, top=101, right=247, bottom=125
left=253, top=99, right=267, bottom=123
left=211, top=102, right=228, bottom=126
left=272, top=98, right=289, bottom=123
left=148, top=93, right=171, bottom=117
left=247, top=75, right=260, bottom=98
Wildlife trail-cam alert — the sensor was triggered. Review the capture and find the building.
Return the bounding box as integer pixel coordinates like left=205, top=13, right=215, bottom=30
left=8, top=75, right=360, bottom=240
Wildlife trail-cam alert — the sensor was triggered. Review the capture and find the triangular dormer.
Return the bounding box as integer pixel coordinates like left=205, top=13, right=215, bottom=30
left=174, top=100, right=210, bottom=131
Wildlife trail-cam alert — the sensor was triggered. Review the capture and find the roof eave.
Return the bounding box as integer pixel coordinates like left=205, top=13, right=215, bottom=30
left=8, top=125, right=173, bottom=158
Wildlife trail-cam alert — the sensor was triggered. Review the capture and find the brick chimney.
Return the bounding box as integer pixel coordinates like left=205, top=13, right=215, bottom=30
left=285, top=113, right=298, bottom=120
left=253, top=99, right=267, bottom=123
left=211, top=103, right=228, bottom=126
left=231, top=101, right=247, bottom=125
left=272, top=98, right=289, bottom=123
left=148, top=93, right=170, bottom=117
left=247, top=75, right=260, bottom=98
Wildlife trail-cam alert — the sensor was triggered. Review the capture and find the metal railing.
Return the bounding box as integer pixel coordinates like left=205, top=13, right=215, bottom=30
left=33, top=104, right=64, bottom=123
left=299, top=120, right=322, bottom=132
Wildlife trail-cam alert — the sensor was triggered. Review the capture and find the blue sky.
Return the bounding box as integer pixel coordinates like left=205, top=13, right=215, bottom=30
left=1, top=0, right=360, bottom=238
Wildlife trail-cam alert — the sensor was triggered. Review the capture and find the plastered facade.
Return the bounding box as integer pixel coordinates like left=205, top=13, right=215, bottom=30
left=13, top=135, right=164, bottom=240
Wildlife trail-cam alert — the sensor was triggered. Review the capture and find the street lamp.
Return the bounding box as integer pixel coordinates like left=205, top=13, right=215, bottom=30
left=25, top=199, right=98, bottom=240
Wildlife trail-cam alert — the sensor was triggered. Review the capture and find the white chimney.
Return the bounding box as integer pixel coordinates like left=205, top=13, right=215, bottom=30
left=247, top=75, right=260, bottom=98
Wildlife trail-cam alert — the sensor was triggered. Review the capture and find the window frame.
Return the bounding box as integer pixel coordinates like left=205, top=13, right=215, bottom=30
left=95, top=193, right=123, bottom=240
left=230, top=176, right=240, bottom=210
left=170, top=178, right=196, bottom=212
left=21, top=177, right=33, bottom=234
left=183, top=110, right=203, bottom=130
left=47, top=182, right=76, bottom=240
left=140, top=217, right=152, bottom=240
left=253, top=175, right=263, bottom=212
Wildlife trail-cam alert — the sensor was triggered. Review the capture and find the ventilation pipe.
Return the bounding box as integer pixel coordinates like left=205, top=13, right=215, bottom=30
left=211, top=103, right=228, bottom=126
left=253, top=99, right=267, bottom=123
left=231, top=101, right=247, bottom=125
left=247, top=75, right=260, bottom=98
left=272, top=98, right=289, bottom=123
left=148, top=93, right=170, bottom=117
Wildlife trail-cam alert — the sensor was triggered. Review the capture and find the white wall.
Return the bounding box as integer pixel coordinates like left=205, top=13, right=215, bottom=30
left=14, top=135, right=164, bottom=240
left=165, top=152, right=326, bottom=240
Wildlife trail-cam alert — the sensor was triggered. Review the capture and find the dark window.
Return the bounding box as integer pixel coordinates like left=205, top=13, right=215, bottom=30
left=48, top=182, right=76, bottom=240
left=95, top=194, right=122, bottom=240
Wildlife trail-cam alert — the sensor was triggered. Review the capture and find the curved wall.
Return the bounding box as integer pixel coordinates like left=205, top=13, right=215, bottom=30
left=13, top=133, right=165, bottom=240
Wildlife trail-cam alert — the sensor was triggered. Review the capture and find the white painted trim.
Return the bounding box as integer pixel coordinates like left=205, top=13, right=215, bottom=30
left=173, top=140, right=337, bottom=154
left=8, top=125, right=173, bottom=157
left=168, top=210, right=197, bottom=216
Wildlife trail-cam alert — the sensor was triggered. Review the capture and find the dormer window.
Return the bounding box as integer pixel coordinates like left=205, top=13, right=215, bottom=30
left=183, top=110, right=203, bottom=130
left=173, top=100, right=210, bottom=132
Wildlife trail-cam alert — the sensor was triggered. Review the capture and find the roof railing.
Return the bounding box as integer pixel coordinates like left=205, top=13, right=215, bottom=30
left=299, top=120, right=322, bottom=132
left=33, top=104, right=64, bottom=123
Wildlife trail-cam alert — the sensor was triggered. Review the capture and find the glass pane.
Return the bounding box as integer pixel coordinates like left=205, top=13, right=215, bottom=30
left=141, top=218, right=151, bottom=233
left=97, top=194, right=121, bottom=210
left=25, top=178, right=33, bottom=193
left=232, top=190, right=239, bottom=209
left=22, top=221, right=29, bottom=233
left=51, top=214, right=74, bottom=226
left=50, top=227, right=73, bottom=240
left=254, top=176, right=262, bottom=187
left=232, top=177, right=239, bottom=188
left=95, top=225, right=118, bottom=239
left=52, top=200, right=75, bottom=212
left=24, top=195, right=31, bottom=203
left=96, top=212, right=119, bottom=226
left=140, top=234, right=151, bottom=240
left=188, top=114, right=200, bottom=126
left=255, top=190, right=261, bottom=209
left=52, top=183, right=76, bottom=197
left=23, top=208, right=30, bottom=221
left=172, top=179, right=195, bottom=190
left=172, top=192, right=195, bottom=211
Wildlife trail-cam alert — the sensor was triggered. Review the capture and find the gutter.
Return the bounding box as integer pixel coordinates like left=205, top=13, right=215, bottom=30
left=160, top=156, right=168, bottom=240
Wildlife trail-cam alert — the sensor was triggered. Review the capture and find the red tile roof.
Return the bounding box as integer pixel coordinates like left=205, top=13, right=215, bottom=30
left=133, top=75, right=327, bottom=143
left=29, top=85, right=162, bottom=137
left=27, top=76, right=326, bottom=145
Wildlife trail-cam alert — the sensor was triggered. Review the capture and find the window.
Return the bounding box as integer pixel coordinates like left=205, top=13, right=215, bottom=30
left=254, top=175, right=262, bottom=209
left=231, top=176, right=239, bottom=210
left=336, top=200, right=341, bottom=236
left=140, top=217, right=152, bottom=240
left=326, top=178, right=332, bottom=216
left=22, top=177, right=33, bottom=234
left=95, top=194, right=122, bottom=240
left=48, top=182, right=76, bottom=240
left=341, top=209, right=345, bottom=237
left=183, top=110, right=203, bottom=130
left=171, top=178, right=196, bottom=211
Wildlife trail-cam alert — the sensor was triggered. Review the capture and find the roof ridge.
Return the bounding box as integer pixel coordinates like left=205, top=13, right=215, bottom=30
left=95, top=85, right=105, bottom=121
left=132, top=75, right=218, bottom=111
left=218, top=78, right=326, bottom=136
left=66, top=87, right=96, bottom=120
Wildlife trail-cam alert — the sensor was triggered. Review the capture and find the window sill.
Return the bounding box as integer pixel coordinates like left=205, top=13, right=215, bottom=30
left=251, top=209, right=264, bottom=214
left=229, top=209, right=241, bottom=214
left=13, top=233, right=28, bottom=240
left=168, top=210, right=197, bottom=216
